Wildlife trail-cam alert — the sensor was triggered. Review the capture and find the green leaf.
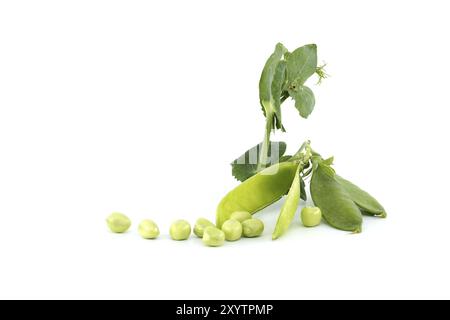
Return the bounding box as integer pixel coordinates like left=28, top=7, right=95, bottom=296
left=279, top=155, right=292, bottom=162
left=288, top=85, right=315, bottom=118
left=300, top=176, right=307, bottom=201
left=286, top=44, right=317, bottom=85
left=272, top=164, right=301, bottom=239
left=231, top=141, right=287, bottom=182
left=259, top=43, right=287, bottom=120
left=271, top=60, right=287, bottom=130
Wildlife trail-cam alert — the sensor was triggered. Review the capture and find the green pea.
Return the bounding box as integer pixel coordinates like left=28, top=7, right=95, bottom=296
left=335, top=175, right=386, bottom=218
left=169, top=220, right=191, bottom=240
left=138, top=219, right=160, bottom=239
left=242, top=218, right=264, bottom=237
left=193, top=218, right=215, bottom=238
left=229, top=211, right=252, bottom=223
left=106, top=212, right=131, bottom=233
left=221, top=219, right=242, bottom=241
left=310, top=163, right=362, bottom=232
left=202, top=226, right=225, bottom=247
left=216, top=162, right=299, bottom=228
left=301, top=207, right=322, bottom=227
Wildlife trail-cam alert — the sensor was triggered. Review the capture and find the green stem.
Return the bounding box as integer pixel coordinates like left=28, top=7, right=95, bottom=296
left=258, top=113, right=274, bottom=171
left=291, top=140, right=310, bottom=160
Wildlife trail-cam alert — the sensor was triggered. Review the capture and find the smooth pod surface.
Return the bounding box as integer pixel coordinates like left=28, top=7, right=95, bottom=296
left=194, top=218, right=215, bottom=238
left=336, top=175, right=386, bottom=218
left=106, top=212, right=131, bottom=233
left=169, top=220, right=191, bottom=240
left=310, top=165, right=363, bottom=232
left=138, top=219, right=160, bottom=239
left=202, top=226, right=225, bottom=247
left=242, top=219, right=264, bottom=237
left=216, top=162, right=298, bottom=228
left=221, top=219, right=243, bottom=241
left=272, top=164, right=301, bottom=239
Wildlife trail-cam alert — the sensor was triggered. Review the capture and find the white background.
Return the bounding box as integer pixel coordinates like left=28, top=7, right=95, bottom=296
left=1, top=0, right=449, bottom=300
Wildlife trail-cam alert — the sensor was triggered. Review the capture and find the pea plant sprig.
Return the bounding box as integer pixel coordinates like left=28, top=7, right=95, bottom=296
left=217, top=42, right=386, bottom=239
left=231, top=43, right=325, bottom=182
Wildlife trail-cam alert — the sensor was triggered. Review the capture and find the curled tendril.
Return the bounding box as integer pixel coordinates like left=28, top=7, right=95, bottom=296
left=316, top=63, right=329, bottom=85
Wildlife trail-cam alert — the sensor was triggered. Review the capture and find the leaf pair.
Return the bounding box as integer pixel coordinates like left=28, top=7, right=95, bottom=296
left=259, top=43, right=318, bottom=128
left=259, top=43, right=287, bottom=130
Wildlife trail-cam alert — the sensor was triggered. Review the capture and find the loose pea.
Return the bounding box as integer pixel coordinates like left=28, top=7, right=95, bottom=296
left=202, top=226, right=225, bottom=247
left=229, top=211, right=252, bottom=223
left=242, top=218, right=264, bottom=237
left=106, top=212, right=131, bottom=233
left=301, top=207, right=322, bottom=227
left=138, top=219, right=160, bottom=239
left=169, top=220, right=191, bottom=240
left=221, top=219, right=242, bottom=241
left=193, top=218, right=215, bottom=238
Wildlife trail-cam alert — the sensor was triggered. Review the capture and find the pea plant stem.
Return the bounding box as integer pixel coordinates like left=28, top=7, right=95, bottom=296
left=258, top=112, right=274, bottom=171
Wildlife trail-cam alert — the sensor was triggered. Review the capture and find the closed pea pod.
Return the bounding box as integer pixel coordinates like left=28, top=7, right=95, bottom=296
left=216, top=161, right=298, bottom=228
left=310, top=163, right=362, bottom=233
left=335, top=175, right=386, bottom=218
left=272, top=164, right=301, bottom=239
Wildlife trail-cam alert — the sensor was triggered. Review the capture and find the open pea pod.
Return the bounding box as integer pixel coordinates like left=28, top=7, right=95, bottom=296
left=310, top=163, right=362, bottom=233
left=272, top=164, right=302, bottom=240
left=335, top=176, right=386, bottom=218
left=216, top=161, right=298, bottom=228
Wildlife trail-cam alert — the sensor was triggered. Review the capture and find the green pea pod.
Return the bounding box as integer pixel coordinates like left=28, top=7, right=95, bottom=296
left=216, top=161, right=298, bottom=228
left=310, top=164, right=362, bottom=233
left=272, top=164, right=301, bottom=240
left=335, top=175, right=386, bottom=218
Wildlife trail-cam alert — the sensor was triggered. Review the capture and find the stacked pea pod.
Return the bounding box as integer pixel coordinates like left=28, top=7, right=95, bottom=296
left=216, top=42, right=386, bottom=238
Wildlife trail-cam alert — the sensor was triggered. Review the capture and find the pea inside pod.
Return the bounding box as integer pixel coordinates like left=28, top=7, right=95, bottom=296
left=310, top=163, right=362, bottom=233
left=229, top=211, right=252, bottom=223
left=216, top=161, right=298, bottom=228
